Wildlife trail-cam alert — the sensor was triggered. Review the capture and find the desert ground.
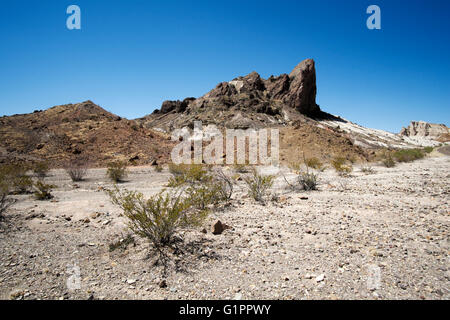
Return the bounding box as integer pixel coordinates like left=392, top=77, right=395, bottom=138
left=0, top=151, right=449, bottom=300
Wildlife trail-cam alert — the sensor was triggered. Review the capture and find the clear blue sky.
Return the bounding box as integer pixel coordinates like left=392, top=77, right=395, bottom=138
left=0, top=0, right=449, bottom=132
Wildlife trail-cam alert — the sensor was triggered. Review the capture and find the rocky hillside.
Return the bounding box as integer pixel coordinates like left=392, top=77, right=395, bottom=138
left=0, top=101, right=174, bottom=167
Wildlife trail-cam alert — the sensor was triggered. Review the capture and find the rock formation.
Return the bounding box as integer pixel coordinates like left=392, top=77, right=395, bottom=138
left=400, top=121, right=449, bottom=140
left=140, top=58, right=321, bottom=130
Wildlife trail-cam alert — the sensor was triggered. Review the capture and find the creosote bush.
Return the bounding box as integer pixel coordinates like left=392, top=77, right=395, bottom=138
left=109, top=234, right=135, bottom=252
left=381, top=153, right=396, bottom=168
left=167, top=164, right=211, bottom=187
left=298, top=171, right=319, bottom=191
left=32, top=161, right=50, bottom=178
left=286, top=157, right=320, bottom=191
left=33, top=180, right=55, bottom=200
left=423, top=146, right=434, bottom=154
left=107, top=186, right=208, bottom=248
left=361, top=165, right=375, bottom=174
left=107, top=161, right=128, bottom=183
left=0, top=163, right=33, bottom=194
left=65, top=159, right=88, bottom=182
left=304, top=157, right=325, bottom=172
left=0, top=181, right=13, bottom=218
left=233, top=163, right=249, bottom=174
left=167, top=165, right=233, bottom=206
left=243, top=168, right=274, bottom=203
left=331, top=157, right=353, bottom=176
left=393, top=148, right=425, bottom=163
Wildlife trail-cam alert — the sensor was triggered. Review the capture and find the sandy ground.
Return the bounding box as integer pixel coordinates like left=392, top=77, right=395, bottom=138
left=0, top=153, right=449, bottom=300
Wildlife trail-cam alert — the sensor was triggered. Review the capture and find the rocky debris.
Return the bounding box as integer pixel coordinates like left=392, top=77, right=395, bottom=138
left=400, top=121, right=449, bottom=140
left=0, top=149, right=449, bottom=301
left=211, top=220, right=230, bottom=235
left=158, top=280, right=167, bottom=288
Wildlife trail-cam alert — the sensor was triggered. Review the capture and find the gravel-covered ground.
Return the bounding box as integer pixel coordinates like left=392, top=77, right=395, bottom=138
left=0, top=154, right=449, bottom=300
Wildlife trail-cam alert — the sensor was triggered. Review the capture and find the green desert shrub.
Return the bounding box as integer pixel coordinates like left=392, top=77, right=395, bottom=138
left=211, top=168, right=233, bottom=202
left=107, top=161, right=128, bottom=183
left=109, top=234, right=136, bottom=252
left=33, top=180, right=55, bottom=200
left=381, top=153, right=396, bottom=168
left=393, top=148, right=424, bottom=163
left=423, top=146, right=434, bottom=154
left=285, top=161, right=320, bottom=191
left=304, top=157, right=325, bottom=171
left=168, top=163, right=188, bottom=176
left=0, top=163, right=33, bottom=194
left=331, top=157, right=353, bottom=176
left=167, top=164, right=211, bottom=187
left=233, top=163, right=249, bottom=173
left=185, top=184, right=219, bottom=210
left=0, top=182, right=13, bottom=217
left=298, top=171, right=319, bottom=191
left=244, top=168, right=274, bottom=203
left=107, top=187, right=208, bottom=248
left=32, top=161, right=50, bottom=178
left=361, top=165, right=375, bottom=174
left=154, top=165, right=163, bottom=172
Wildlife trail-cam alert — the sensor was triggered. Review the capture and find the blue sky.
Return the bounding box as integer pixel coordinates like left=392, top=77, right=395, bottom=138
left=0, top=0, right=449, bottom=132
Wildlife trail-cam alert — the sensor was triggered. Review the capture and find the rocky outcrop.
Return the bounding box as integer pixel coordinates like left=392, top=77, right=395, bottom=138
left=400, top=121, right=449, bottom=140
left=141, top=58, right=321, bottom=130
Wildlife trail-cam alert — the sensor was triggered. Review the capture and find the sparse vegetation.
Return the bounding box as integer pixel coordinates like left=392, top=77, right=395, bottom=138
left=304, top=157, right=325, bottom=172
left=361, top=165, right=375, bottom=174
left=233, top=163, right=249, bottom=173
left=298, top=171, right=319, bottom=191
left=211, top=168, right=233, bottom=202
left=243, top=168, right=274, bottom=203
left=331, top=156, right=353, bottom=176
left=167, top=164, right=211, bottom=187
left=393, top=148, right=425, bottom=163
left=32, top=161, right=50, bottom=178
left=33, top=180, right=55, bottom=200
left=155, top=165, right=163, bottom=172
left=0, top=163, right=33, bottom=194
left=65, top=160, right=88, bottom=182
left=107, top=186, right=208, bottom=248
left=286, top=156, right=320, bottom=191
left=423, top=146, right=434, bottom=154
left=168, top=163, right=188, bottom=176
left=107, top=161, right=128, bottom=183
left=109, top=234, right=136, bottom=252
left=168, top=165, right=233, bottom=205
left=381, top=153, right=396, bottom=168
left=0, top=181, right=13, bottom=218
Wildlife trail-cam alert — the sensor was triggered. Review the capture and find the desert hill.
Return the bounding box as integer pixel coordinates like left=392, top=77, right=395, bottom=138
left=0, top=101, right=174, bottom=167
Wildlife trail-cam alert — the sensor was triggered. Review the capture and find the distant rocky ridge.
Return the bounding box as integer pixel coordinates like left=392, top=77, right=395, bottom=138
left=400, top=121, right=450, bottom=142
